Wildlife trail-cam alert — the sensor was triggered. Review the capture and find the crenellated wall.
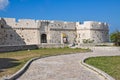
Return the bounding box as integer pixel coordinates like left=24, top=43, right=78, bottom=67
left=0, top=18, right=39, bottom=45
left=76, top=21, right=109, bottom=44
left=48, top=21, right=76, bottom=44
left=0, top=18, right=109, bottom=46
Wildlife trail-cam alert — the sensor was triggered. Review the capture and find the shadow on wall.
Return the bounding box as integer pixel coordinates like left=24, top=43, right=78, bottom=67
left=0, top=18, right=26, bottom=46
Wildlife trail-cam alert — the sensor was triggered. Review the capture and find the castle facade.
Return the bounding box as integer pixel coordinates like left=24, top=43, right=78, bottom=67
left=0, top=18, right=109, bottom=46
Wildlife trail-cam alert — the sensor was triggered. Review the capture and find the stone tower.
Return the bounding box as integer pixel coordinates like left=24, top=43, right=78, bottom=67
left=76, top=21, right=109, bottom=44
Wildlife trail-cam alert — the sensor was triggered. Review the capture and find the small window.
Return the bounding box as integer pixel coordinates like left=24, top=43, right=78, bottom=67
left=79, top=34, right=81, bottom=38
left=10, top=34, right=13, bottom=37
left=21, top=35, right=24, bottom=37
left=1, top=25, right=4, bottom=28
left=58, top=24, right=61, bottom=26
left=5, top=34, right=8, bottom=37
left=22, top=28, right=24, bottom=30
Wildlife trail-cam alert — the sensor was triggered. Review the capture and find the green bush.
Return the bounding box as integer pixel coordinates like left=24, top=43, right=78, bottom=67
left=110, top=30, right=120, bottom=46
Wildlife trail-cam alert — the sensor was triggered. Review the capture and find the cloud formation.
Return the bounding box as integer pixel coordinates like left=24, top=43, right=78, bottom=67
left=0, top=0, right=9, bottom=10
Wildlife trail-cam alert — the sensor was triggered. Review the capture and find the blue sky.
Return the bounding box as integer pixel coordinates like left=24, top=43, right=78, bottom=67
left=0, top=0, right=120, bottom=33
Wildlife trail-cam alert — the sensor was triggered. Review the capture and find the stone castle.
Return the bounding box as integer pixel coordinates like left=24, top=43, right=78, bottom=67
left=0, top=18, right=109, bottom=46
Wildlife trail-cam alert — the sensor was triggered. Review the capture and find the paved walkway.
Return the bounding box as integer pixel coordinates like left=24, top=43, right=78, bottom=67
left=17, top=48, right=120, bottom=80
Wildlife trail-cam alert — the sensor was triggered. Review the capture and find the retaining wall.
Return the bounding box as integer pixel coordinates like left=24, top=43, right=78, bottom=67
left=0, top=45, right=39, bottom=52
left=0, top=44, right=65, bottom=52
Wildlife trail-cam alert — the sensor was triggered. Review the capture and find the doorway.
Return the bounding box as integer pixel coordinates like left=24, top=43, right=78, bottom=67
left=41, top=34, right=47, bottom=43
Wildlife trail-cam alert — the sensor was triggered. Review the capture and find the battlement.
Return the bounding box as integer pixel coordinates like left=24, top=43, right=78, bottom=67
left=0, top=18, right=38, bottom=28
left=48, top=21, right=76, bottom=30
left=76, top=21, right=109, bottom=30
left=0, top=17, right=109, bottom=46
left=0, top=18, right=109, bottom=30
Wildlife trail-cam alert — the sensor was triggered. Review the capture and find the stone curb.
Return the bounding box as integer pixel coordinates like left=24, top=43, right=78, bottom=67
left=2, top=53, right=117, bottom=80
left=81, top=57, right=115, bottom=80
left=2, top=57, right=41, bottom=80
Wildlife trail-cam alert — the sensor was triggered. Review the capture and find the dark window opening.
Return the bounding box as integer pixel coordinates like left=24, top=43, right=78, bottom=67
left=1, top=25, right=4, bottom=28
left=41, top=34, right=47, bottom=43
left=10, top=34, right=13, bottom=37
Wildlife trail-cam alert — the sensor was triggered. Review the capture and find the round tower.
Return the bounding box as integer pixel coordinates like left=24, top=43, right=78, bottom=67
left=76, top=21, right=109, bottom=44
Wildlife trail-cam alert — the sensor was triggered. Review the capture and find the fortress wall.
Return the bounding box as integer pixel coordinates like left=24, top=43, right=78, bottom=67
left=49, top=21, right=76, bottom=30
left=18, top=19, right=38, bottom=28
left=3, top=18, right=38, bottom=28
left=39, top=21, right=49, bottom=32
left=49, top=30, right=76, bottom=44
left=15, top=29, right=39, bottom=45
left=89, top=21, right=109, bottom=43
left=0, top=18, right=39, bottom=45
left=63, top=31, right=76, bottom=44
left=78, top=21, right=108, bottom=30
left=0, top=28, right=25, bottom=45
left=90, top=30, right=109, bottom=43
left=0, top=27, right=39, bottom=45
left=3, top=18, right=17, bottom=28
left=49, top=31, right=61, bottom=43
left=76, top=22, right=91, bottom=44
left=48, top=21, right=76, bottom=44
left=77, top=30, right=91, bottom=43
left=0, top=28, right=5, bottom=45
left=0, top=18, right=110, bottom=46
left=76, top=21, right=109, bottom=44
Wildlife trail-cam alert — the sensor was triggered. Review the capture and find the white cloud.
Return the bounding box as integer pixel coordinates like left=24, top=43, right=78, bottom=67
left=0, top=0, right=9, bottom=10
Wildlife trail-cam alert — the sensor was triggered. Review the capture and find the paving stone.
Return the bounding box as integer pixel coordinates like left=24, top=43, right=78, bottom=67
left=17, top=48, right=120, bottom=80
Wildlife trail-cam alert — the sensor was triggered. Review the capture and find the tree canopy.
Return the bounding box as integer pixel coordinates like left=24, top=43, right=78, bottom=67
left=110, top=30, right=120, bottom=46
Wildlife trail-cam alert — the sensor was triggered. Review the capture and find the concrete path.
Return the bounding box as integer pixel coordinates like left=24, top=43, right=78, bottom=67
left=17, top=47, right=120, bottom=80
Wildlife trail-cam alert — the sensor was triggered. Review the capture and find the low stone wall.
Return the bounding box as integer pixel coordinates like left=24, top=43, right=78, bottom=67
left=91, top=46, right=120, bottom=51
left=0, top=44, right=119, bottom=53
left=37, top=43, right=65, bottom=48
left=0, top=45, right=39, bottom=52
left=78, top=46, right=120, bottom=51
left=78, top=43, right=114, bottom=46
left=0, top=44, right=66, bottom=52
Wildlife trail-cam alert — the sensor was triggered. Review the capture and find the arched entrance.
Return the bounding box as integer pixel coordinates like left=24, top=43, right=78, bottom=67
left=62, top=33, right=68, bottom=44
left=41, top=34, right=47, bottom=43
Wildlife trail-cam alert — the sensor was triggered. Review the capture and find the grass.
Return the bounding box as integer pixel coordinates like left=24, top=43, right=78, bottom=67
left=0, top=47, right=90, bottom=78
left=85, top=56, right=120, bottom=80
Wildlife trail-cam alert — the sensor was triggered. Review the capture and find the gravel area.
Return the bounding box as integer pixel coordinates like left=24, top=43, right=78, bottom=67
left=17, top=48, right=120, bottom=80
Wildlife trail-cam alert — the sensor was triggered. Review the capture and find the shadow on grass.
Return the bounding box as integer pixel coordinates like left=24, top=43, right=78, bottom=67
left=0, top=58, right=20, bottom=72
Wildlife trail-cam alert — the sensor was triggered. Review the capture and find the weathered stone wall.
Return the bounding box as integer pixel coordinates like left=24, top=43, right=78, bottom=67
left=49, top=30, right=76, bottom=44
left=76, top=29, right=91, bottom=44
left=0, top=18, right=109, bottom=46
left=76, top=21, right=109, bottom=44
left=0, top=44, right=67, bottom=52
left=15, top=29, right=39, bottom=45
left=0, top=18, right=39, bottom=45
left=0, top=45, right=39, bottom=52
left=48, top=21, right=76, bottom=44
left=90, top=30, right=109, bottom=43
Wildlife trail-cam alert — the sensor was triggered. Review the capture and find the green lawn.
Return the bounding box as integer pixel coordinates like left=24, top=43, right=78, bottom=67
left=85, top=56, right=120, bottom=80
left=0, top=47, right=90, bottom=78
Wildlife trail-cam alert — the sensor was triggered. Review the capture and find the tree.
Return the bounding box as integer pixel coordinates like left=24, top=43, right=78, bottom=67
left=110, top=30, right=120, bottom=46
